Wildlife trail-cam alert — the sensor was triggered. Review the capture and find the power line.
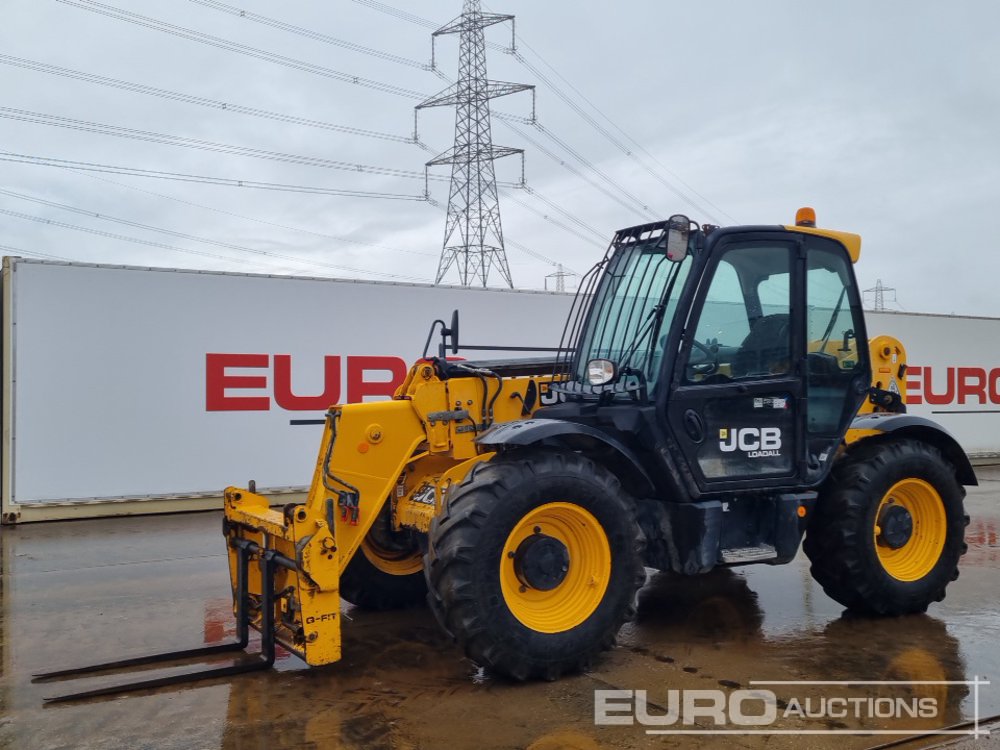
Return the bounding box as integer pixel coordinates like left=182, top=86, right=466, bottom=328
left=70, top=169, right=440, bottom=259
left=0, top=207, right=290, bottom=270
left=508, top=38, right=738, bottom=224
left=528, top=121, right=656, bottom=215
left=57, top=0, right=427, bottom=99
left=417, top=62, right=658, bottom=221
left=0, top=107, right=532, bottom=187
left=426, top=67, right=657, bottom=220
left=52, top=0, right=530, bottom=131
left=424, top=83, right=655, bottom=221
left=0, top=192, right=432, bottom=282
left=4, top=13, right=599, bottom=282
left=343, top=2, right=625, bottom=269
left=0, top=54, right=425, bottom=148
left=522, top=187, right=607, bottom=241
left=504, top=238, right=555, bottom=266
left=190, top=0, right=433, bottom=70
left=0, top=151, right=429, bottom=200
left=0, top=243, right=74, bottom=262
left=74, top=0, right=659, bottom=248
left=504, top=238, right=580, bottom=276
left=35, top=0, right=634, bottom=280
left=0, top=188, right=285, bottom=257
left=1, top=206, right=432, bottom=282
left=352, top=0, right=438, bottom=30
left=12, top=154, right=570, bottom=275
left=500, top=189, right=605, bottom=249
left=354, top=0, right=511, bottom=65
left=9, top=152, right=598, bottom=279
left=509, top=49, right=729, bottom=224
left=497, top=117, right=653, bottom=221
left=482, top=0, right=734, bottom=222
left=0, top=188, right=429, bottom=276
left=3, top=159, right=597, bottom=280
left=355, top=0, right=734, bottom=224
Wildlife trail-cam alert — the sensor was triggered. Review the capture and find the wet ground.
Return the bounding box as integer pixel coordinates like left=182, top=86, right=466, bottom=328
left=1, top=470, right=999, bottom=750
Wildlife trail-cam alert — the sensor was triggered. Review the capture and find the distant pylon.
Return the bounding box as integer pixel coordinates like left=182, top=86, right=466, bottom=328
left=545, top=263, right=575, bottom=292
left=415, top=0, right=533, bottom=288
left=864, top=279, right=897, bottom=311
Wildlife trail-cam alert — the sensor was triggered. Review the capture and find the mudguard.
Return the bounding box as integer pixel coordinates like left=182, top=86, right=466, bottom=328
left=476, top=418, right=656, bottom=496
left=849, top=412, right=978, bottom=486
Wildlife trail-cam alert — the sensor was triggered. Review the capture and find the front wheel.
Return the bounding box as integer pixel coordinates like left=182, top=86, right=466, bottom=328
left=804, top=439, right=969, bottom=615
left=425, top=451, right=645, bottom=680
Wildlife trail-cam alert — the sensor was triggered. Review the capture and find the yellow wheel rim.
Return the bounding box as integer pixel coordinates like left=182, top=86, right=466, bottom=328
left=361, top=536, right=423, bottom=576
left=874, top=478, right=947, bottom=582
left=500, top=502, right=611, bottom=634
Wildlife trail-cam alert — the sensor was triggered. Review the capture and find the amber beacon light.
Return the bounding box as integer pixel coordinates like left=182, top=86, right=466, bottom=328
left=795, top=207, right=817, bottom=227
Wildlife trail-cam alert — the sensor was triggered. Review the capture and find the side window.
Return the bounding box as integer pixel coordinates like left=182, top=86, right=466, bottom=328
left=806, top=245, right=865, bottom=434
left=684, top=245, right=792, bottom=383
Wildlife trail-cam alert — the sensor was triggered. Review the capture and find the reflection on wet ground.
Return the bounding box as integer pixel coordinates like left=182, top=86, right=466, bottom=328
left=1, top=470, right=998, bottom=749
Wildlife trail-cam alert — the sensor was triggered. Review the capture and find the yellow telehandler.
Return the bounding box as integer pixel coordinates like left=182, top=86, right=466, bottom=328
left=38, top=209, right=974, bottom=700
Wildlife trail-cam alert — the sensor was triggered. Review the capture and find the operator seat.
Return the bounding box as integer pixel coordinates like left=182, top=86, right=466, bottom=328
left=731, top=314, right=790, bottom=377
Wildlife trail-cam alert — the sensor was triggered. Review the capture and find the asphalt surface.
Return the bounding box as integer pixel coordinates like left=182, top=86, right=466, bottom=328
left=1, top=469, right=998, bottom=750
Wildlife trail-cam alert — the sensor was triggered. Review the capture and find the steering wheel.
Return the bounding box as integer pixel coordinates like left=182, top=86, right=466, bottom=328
left=689, top=339, right=719, bottom=375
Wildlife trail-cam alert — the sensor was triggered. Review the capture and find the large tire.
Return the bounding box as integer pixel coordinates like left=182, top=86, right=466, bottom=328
left=425, top=451, right=646, bottom=681
left=804, top=438, right=968, bottom=615
left=340, top=504, right=427, bottom=611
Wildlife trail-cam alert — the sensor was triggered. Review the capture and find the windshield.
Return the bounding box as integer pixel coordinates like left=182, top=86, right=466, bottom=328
left=573, top=239, right=691, bottom=394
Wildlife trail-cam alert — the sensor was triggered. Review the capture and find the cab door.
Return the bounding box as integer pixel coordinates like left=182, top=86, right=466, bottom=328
left=664, top=235, right=805, bottom=493
left=663, top=232, right=870, bottom=494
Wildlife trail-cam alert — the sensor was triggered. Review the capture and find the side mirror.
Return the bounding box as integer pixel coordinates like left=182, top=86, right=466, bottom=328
left=665, top=214, right=690, bottom=262
left=424, top=311, right=462, bottom=359
left=441, top=309, right=460, bottom=355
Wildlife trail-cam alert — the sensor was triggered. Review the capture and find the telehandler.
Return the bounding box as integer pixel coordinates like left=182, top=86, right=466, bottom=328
left=38, top=209, right=974, bottom=700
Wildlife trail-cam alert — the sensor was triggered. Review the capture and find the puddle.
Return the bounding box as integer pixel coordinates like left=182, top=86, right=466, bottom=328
left=2, top=469, right=999, bottom=748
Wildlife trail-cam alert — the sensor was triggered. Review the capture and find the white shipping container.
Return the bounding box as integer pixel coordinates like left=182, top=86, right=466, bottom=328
left=1, top=258, right=573, bottom=522
left=860, top=310, right=1000, bottom=457
left=2, top=257, right=996, bottom=523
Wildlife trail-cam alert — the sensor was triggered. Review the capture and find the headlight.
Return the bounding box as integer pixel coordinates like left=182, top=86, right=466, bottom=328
left=586, top=358, right=617, bottom=386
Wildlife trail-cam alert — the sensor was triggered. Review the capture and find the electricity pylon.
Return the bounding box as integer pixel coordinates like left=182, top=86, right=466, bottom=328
left=415, top=0, right=533, bottom=287
left=864, top=279, right=897, bottom=311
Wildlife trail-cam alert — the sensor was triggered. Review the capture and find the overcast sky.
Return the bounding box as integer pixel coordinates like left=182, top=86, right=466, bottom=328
left=1, top=1, right=998, bottom=315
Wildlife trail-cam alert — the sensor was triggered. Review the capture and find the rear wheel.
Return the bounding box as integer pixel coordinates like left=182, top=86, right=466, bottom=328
left=804, top=439, right=968, bottom=614
left=425, top=451, right=645, bottom=680
left=340, top=504, right=426, bottom=611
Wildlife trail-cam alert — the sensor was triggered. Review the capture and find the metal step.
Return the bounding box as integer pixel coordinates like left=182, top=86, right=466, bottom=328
left=720, top=544, right=777, bottom=564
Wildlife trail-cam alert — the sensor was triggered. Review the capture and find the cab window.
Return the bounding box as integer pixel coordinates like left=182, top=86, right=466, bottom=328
left=683, top=244, right=792, bottom=383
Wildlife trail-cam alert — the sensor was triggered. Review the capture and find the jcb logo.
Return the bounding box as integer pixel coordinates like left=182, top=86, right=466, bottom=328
left=539, top=382, right=566, bottom=406
left=719, top=427, right=782, bottom=455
